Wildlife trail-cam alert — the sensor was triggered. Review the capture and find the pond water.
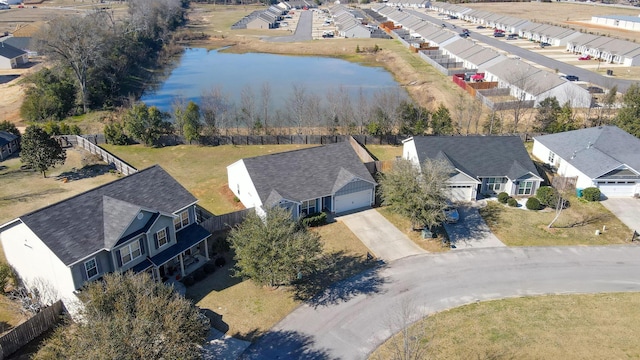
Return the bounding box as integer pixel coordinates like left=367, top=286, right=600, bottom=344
left=140, top=47, right=405, bottom=113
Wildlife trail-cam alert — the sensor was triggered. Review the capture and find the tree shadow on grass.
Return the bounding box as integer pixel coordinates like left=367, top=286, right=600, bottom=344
left=478, top=202, right=503, bottom=228
left=293, top=251, right=387, bottom=308
left=55, top=164, right=115, bottom=182
left=240, top=329, right=335, bottom=360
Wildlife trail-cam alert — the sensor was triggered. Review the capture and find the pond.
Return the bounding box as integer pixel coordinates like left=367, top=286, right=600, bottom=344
left=140, top=47, right=405, bottom=114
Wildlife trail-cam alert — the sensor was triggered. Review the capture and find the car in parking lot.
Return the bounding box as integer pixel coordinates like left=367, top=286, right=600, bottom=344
left=443, top=206, right=460, bottom=224
left=578, top=55, right=592, bottom=60
left=493, top=32, right=505, bottom=37
left=540, top=42, right=551, bottom=48
left=563, top=75, right=579, bottom=81
left=476, top=25, right=485, bottom=29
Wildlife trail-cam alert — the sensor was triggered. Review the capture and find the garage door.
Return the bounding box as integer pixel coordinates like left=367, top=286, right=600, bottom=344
left=597, top=182, right=636, bottom=197
left=335, top=190, right=372, bottom=213
left=449, top=186, right=473, bottom=202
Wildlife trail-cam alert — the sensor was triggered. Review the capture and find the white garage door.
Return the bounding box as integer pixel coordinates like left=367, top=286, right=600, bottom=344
left=449, top=186, right=473, bottom=202
left=335, top=190, right=372, bottom=213
left=597, top=182, right=636, bottom=197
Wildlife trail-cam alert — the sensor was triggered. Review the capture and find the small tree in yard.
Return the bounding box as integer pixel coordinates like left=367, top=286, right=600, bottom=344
left=34, top=272, right=209, bottom=360
left=20, top=126, right=66, bottom=178
left=0, top=120, right=20, bottom=136
left=228, top=207, right=323, bottom=287
left=378, top=158, right=452, bottom=230
left=123, top=102, right=168, bottom=146
left=582, top=187, right=601, bottom=202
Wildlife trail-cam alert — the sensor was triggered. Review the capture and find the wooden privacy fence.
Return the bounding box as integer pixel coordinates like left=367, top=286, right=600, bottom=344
left=365, top=160, right=395, bottom=175
left=73, top=136, right=138, bottom=176
left=200, top=208, right=254, bottom=233
left=0, top=300, right=64, bottom=360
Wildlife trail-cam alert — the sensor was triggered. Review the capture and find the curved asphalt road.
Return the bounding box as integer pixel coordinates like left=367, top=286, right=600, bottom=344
left=243, top=246, right=640, bottom=359
left=407, top=10, right=638, bottom=93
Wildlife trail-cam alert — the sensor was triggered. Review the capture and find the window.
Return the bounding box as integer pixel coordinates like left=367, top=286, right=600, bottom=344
left=486, top=177, right=506, bottom=192
left=157, top=228, right=168, bottom=248
left=301, top=199, right=316, bottom=215
left=85, top=258, right=98, bottom=279
left=548, top=152, right=555, bottom=164
left=120, top=241, right=142, bottom=265
left=173, top=210, right=189, bottom=231
left=518, top=181, right=534, bottom=195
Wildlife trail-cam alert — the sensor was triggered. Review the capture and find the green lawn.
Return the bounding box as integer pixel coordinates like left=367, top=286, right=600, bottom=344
left=370, top=293, right=640, bottom=359
left=365, top=145, right=402, bottom=161
left=186, top=221, right=375, bottom=341
left=479, top=197, right=632, bottom=246
left=102, top=144, right=316, bottom=215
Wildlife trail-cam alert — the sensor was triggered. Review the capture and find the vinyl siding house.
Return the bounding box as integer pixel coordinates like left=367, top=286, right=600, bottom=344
left=227, top=141, right=377, bottom=219
left=0, top=131, right=19, bottom=161
left=0, top=165, right=212, bottom=304
left=403, top=136, right=542, bottom=202
left=0, top=42, right=28, bottom=69
left=484, top=58, right=592, bottom=108
left=532, top=126, right=640, bottom=198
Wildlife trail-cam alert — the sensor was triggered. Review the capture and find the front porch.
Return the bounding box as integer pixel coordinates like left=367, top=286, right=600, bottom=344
left=133, top=224, right=211, bottom=283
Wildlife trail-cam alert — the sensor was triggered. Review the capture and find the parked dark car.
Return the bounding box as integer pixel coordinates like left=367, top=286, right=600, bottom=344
left=564, top=75, right=579, bottom=81
left=476, top=25, right=485, bottom=29
left=540, top=42, right=551, bottom=48
left=494, top=32, right=505, bottom=37
left=587, top=86, right=604, bottom=94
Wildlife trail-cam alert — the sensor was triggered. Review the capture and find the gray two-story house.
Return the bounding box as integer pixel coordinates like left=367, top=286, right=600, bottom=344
left=0, top=165, right=212, bottom=304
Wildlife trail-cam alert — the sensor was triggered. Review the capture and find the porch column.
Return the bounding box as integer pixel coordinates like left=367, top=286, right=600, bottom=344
left=179, top=253, right=186, bottom=277
left=204, top=237, right=210, bottom=260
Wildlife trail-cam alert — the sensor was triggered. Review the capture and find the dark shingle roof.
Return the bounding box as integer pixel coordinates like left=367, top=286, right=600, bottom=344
left=0, top=42, right=26, bottom=59
left=534, top=125, right=640, bottom=178
left=0, top=131, right=18, bottom=147
left=242, top=141, right=376, bottom=205
left=0, top=37, right=32, bottom=51
left=19, top=165, right=197, bottom=266
left=411, top=136, right=541, bottom=180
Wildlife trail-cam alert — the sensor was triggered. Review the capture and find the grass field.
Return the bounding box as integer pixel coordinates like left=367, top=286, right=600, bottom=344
left=0, top=149, right=119, bottom=225
left=370, top=292, right=640, bottom=359
left=479, top=197, right=632, bottom=246
left=186, top=221, right=375, bottom=341
left=102, top=143, right=317, bottom=215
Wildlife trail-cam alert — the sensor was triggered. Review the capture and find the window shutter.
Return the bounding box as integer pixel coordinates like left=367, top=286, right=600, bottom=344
left=81, top=264, right=88, bottom=281
left=139, top=238, right=145, bottom=255
left=115, top=250, right=122, bottom=267
left=165, top=227, right=170, bottom=242
left=153, top=232, right=159, bottom=249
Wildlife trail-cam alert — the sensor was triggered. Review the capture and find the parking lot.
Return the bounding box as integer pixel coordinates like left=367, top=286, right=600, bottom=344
left=433, top=10, right=640, bottom=84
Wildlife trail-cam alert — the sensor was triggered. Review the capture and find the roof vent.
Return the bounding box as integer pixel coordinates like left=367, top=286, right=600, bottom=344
left=586, top=141, right=592, bottom=149
left=570, top=151, right=577, bottom=160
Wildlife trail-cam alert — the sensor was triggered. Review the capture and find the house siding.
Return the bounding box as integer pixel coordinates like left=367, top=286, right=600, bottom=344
left=120, top=210, right=155, bottom=239
left=146, top=216, right=176, bottom=258
left=70, top=251, right=114, bottom=290
left=0, top=222, right=77, bottom=304
left=335, top=179, right=374, bottom=196
left=227, top=159, right=262, bottom=211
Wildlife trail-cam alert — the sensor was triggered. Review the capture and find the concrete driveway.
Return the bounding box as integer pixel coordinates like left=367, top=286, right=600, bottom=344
left=601, top=197, right=640, bottom=232
left=338, top=209, right=425, bottom=262
left=443, top=204, right=505, bottom=249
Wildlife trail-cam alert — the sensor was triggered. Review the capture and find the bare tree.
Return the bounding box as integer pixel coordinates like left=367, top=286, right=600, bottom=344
left=337, top=86, right=355, bottom=133
left=466, top=98, right=482, bottom=135
left=171, top=94, right=188, bottom=136
left=324, top=88, right=341, bottom=134
left=37, top=12, right=112, bottom=113
left=504, top=67, right=538, bottom=132
left=376, top=299, right=430, bottom=360
left=240, top=84, right=257, bottom=133
left=304, top=94, right=323, bottom=134
left=354, top=88, right=370, bottom=134
left=547, top=177, right=572, bottom=229
left=453, top=92, right=467, bottom=134
left=287, top=83, right=308, bottom=134
left=200, top=86, right=231, bottom=136
left=260, top=82, right=272, bottom=135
